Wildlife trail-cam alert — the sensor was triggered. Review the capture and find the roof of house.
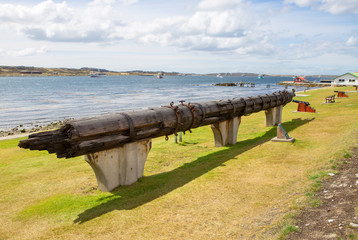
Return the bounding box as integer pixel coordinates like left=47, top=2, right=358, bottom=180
left=334, top=72, right=358, bottom=79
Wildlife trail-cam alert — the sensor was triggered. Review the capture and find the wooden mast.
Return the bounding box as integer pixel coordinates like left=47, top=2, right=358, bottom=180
left=19, top=90, right=295, bottom=158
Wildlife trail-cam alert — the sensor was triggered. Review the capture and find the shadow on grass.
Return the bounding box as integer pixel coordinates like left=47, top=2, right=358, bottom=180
left=178, top=140, right=199, bottom=146
left=74, top=118, right=314, bottom=223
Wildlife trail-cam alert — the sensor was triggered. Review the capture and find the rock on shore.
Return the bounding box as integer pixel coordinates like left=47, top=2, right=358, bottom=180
left=0, top=121, right=67, bottom=138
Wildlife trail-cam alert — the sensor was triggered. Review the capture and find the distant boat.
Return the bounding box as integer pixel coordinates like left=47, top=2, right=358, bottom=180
left=258, top=74, right=264, bottom=79
left=89, top=71, right=107, bottom=77
left=217, top=74, right=223, bottom=78
left=157, top=73, right=163, bottom=78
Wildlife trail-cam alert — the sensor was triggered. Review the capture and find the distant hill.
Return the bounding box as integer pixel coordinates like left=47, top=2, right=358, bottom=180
left=208, top=72, right=337, bottom=78
left=0, top=66, right=119, bottom=76
left=0, top=66, right=179, bottom=77
left=0, top=66, right=337, bottom=78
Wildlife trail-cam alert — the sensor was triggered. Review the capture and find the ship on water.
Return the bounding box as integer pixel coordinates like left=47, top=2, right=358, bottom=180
left=89, top=70, right=107, bottom=77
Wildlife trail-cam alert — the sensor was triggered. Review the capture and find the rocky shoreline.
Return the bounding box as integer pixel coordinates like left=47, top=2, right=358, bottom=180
left=0, top=120, right=68, bottom=138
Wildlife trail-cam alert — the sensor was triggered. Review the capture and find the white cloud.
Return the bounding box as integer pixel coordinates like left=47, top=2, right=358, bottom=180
left=347, top=36, right=358, bottom=46
left=180, top=10, right=250, bottom=37
left=0, top=0, right=274, bottom=56
left=110, top=0, right=271, bottom=54
left=283, top=0, right=319, bottom=8
left=0, top=46, right=48, bottom=57
left=282, top=35, right=358, bottom=61
left=89, top=0, right=138, bottom=6
left=0, top=0, right=72, bottom=24
left=284, top=0, right=358, bottom=14
left=197, top=0, right=245, bottom=11
left=118, top=0, right=138, bottom=5
left=0, top=0, right=119, bottom=42
left=288, top=40, right=332, bottom=58
left=1, top=0, right=357, bottom=73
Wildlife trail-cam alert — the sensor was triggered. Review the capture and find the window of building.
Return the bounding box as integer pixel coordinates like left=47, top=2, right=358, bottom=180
left=338, top=79, right=345, bottom=82
left=349, top=79, right=356, bottom=82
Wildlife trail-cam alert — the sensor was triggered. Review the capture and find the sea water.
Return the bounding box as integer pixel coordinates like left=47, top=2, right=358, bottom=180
left=0, top=75, right=315, bottom=131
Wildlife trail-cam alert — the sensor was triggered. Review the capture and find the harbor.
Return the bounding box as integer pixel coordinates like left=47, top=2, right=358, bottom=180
left=0, top=75, right=294, bottom=132
left=277, top=81, right=332, bottom=87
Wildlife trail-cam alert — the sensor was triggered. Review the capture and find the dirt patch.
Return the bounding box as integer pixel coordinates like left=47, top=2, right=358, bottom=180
left=289, top=149, right=358, bottom=239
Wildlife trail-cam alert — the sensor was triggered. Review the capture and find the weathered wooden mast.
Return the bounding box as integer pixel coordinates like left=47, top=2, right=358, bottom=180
left=19, top=90, right=294, bottom=158
left=19, top=90, right=295, bottom=191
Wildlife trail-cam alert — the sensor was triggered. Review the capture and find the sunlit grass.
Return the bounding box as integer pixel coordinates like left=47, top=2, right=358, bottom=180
left=1, top=86, right=358, bottom=239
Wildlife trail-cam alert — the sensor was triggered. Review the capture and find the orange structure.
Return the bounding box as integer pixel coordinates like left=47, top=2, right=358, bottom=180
left=335, top=91, right=349, bottom=98
left=293, top=76, right=309, bottom=83
left=293, top=100, right=316, bottom=113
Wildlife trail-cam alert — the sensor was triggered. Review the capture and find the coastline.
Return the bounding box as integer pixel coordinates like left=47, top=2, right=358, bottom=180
left=0, top=75, right=298, bottom=134
left=0, top=66, right=337, bottom=78
left=0, top=87, right=325, bottom=140
left=0, top=121, right=65, bottom=139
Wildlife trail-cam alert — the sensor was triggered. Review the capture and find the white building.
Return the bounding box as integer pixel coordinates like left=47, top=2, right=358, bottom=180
left=333, top=72, right=358, bottom=86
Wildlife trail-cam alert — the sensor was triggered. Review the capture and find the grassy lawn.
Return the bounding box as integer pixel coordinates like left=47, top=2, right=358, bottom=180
left=1, top=87, right=358, bottom=239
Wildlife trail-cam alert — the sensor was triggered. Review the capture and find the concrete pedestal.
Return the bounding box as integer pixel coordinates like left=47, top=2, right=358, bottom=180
left=272, top=124, right=295, bottom=142
left=85, top=139, right=152, bottom=192
left=211, top=116, right=241, bottom=147
left=265, top=106, right=283, bottom=127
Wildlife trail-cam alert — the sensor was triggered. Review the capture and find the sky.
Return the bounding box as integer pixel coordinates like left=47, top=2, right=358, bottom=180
left=0, top=0, right=358, bottom=75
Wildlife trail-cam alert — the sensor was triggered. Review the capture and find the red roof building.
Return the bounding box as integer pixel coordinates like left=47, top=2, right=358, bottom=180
left=293, top=76, right=308, bottom=83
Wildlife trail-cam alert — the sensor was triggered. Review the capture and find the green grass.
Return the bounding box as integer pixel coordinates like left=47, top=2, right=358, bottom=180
left=19, top=193, right=118, bottom=221
left=278, top=225, right=300, bottom=240
left=1, top=86, right=358, bottom=239
left=349, top=234, right=358, bottom=239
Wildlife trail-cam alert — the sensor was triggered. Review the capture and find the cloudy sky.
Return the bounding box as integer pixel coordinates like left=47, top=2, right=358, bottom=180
left=0, top=0, right=358, bottom=74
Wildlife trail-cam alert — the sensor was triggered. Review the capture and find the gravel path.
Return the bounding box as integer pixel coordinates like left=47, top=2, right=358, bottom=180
left=289, top=149, right=358, bottom=239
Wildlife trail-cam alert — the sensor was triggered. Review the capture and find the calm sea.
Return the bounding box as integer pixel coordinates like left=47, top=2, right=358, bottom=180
left=0, top=75, right=316, bottom=131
